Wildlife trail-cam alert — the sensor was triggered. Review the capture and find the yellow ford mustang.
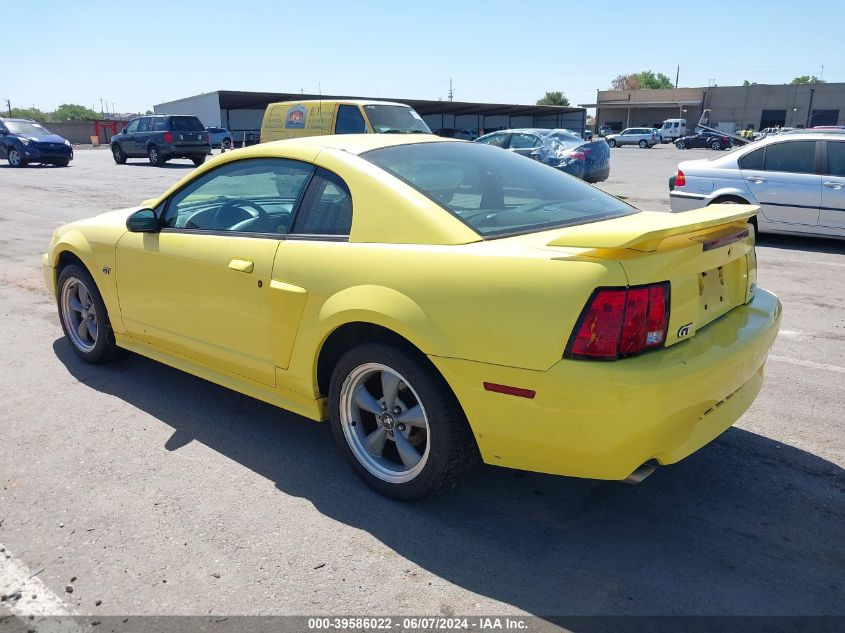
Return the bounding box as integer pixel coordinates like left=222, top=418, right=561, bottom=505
left=43, top=135, right=781, bottom=500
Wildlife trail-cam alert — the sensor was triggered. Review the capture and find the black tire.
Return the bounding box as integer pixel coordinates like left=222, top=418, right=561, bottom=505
left=638, top=140, right=648, bottom=148
left=147, top=145, right=166, bottom=166
left=328, top=342, right=478, bottom=501
left=709, top=195, right=749, bottom=206
left=711, top=140, right=722, bottom=150
left=676, top=141, right=686, bottom=149
left=607, top=139, right=616, bottom=147
left=7, top=146, right=26, bottom=167
left=222, top=138, right=232, bottom=150
left=112, top=143, right=127, bottom=164
left=54, top=159, right=70, bottom=167
left=191, top=154, right=206, bottom=166
left=56, top=264, right=119, bottom=364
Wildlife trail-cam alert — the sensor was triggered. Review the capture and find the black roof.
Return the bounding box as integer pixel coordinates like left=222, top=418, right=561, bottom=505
left=209, top=90, right=583, bottom=119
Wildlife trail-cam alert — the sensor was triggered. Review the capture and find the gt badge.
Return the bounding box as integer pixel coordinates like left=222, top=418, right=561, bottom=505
left=677, top=323, right=692, bottom=338
left=102, top=266, right=111, bottom=275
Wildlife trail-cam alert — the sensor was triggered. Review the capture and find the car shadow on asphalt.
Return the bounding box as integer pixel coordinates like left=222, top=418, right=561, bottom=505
left=756, top=233, right=845, bottom=255
left=52, top=339, right=844, bottom=617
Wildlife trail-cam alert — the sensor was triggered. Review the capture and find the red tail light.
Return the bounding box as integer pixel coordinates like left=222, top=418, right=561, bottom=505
left=566, top=283, right=670, bottom=360
left=675, top=169, right=686, bottom=187
left=567, top=151, right=586, bottom=160
left=163, top=131, right=173, bottom=144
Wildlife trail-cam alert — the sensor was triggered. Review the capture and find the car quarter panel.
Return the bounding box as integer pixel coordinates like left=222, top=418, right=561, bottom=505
left=271, top=239, right=628, bottom=399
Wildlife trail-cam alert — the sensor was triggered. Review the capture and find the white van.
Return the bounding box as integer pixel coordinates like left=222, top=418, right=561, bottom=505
left=660, top=119, right=687, bottom=143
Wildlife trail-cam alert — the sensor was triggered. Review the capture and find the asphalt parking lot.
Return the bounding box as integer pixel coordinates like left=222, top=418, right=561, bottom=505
left=0, top=144, right=843, bottom=621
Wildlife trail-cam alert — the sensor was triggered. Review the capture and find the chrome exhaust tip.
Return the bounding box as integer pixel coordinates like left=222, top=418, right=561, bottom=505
left=623, top=462, right=658, bottom=485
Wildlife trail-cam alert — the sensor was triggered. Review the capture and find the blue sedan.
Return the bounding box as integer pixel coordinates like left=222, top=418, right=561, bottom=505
left=206, top=126, right=233, bottom=149
left=0, top=118, right=73, bottom=167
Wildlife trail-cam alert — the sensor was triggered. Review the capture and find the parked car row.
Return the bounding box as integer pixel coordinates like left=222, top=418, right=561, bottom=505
left=475, top=128, right=610, bottom=182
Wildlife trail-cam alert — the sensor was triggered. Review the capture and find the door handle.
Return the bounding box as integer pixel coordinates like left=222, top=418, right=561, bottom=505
left=823, top=181, right=843, bottom=189
left=746, top=176, right=766, bottom=183
left=228, top=258, right=254, bottom=273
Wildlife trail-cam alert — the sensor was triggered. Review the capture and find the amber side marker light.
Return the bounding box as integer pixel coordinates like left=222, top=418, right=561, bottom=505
left=483, top=382, right=536, bottom=399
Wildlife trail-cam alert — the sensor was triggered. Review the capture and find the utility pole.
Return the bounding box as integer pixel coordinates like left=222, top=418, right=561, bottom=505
left=4, top=99, right=10, bottom=116
left=675, top=65, right=679, bottom=89
left=448, top=78, right=454, bottom=102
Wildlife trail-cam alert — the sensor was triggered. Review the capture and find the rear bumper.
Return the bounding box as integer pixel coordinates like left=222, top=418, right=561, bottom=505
left=162, top=143, right=211, bottom=157
left=669, top=190, right=708, bottom=212
left=430, top=288, right=781, bottom=480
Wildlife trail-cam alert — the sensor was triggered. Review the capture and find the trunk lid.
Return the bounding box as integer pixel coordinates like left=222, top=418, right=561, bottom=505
left=543, top=205, right=758, bottom=346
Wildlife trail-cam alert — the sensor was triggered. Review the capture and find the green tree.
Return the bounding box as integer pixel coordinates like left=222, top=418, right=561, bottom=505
left=742, top=79, right=751, bottom=86
left=52, top=103, right=100, bottom=121
left=790, top=75, right=825, bottom=84
left=536, top=91, right=570, bottom=106
left=9, top=107, right=46, bottom=120
left=610, top=71, right=674, bottom=91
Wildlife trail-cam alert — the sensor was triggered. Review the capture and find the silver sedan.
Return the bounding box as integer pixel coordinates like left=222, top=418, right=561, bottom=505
left=669, top=132, right=845, bottom=239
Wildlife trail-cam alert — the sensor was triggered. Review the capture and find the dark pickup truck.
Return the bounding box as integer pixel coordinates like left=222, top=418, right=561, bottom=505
left=111, top=115, right=211, bottom=167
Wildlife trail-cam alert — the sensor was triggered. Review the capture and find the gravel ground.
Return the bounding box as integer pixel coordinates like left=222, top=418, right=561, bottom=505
left=0, top=145, right=842, bottom=620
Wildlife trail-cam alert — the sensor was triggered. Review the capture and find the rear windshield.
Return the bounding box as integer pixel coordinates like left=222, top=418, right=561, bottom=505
left=363, top=142, right=636, bottom=238
left=363, top=105, right=431, bottom=134
left=169, top=117, right=204, bottom=132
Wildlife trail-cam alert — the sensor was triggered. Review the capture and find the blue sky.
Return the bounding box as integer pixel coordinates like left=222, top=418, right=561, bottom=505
left=3, top=0, right=843, bottom=114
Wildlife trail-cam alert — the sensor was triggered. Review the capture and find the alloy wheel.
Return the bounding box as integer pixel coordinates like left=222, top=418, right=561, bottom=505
left=61, top=277, right=99, bottom=353
left=339, top=363, right=430, bottom=483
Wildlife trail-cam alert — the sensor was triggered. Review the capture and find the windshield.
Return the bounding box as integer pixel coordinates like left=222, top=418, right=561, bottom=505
left=363, top=105, right=431, bottom=134
left=5, top=120, right=52, bottom=136
left=170, top=117, right=204, bottom=131
left=363, top=142, right=636, bottom=238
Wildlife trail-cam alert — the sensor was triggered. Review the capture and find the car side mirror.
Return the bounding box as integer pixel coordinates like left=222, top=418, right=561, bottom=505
left=121, top=127, right=127, bottom=134
left=126, top=208, right=160, bottom=233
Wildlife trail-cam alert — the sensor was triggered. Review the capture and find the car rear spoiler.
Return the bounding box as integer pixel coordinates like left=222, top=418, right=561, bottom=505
left=546, top=205, right=758, bottom=252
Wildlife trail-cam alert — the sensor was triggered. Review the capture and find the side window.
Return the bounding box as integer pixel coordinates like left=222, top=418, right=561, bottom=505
left=508, top=133, right=540, bottom=149
left=827, top=142, right=845, bottom=177
left=137, top=118, right=152, bottom=133
left=739, top=148, right=765, bottom=171
left=125, top=119, right=140, bottom=133
left=291, top=169, right=353, bottom=237
left=162, top=159, right=315, bottom=234
left=763, top=141, right=816, bottom=174
left=335, top=105, right=367, bottom=134
left=152, top=118, right=167, bottom=131
left=477, top=133, right=508, bottom=148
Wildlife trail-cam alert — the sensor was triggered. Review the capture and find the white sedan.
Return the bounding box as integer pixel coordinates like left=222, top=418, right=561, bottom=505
left=669, top=132, right=845, bottom=239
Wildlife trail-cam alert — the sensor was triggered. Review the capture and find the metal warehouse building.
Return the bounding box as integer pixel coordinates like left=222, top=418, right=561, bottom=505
left=153, top=90, right=586, bottom=141
left=583, top=82, right=845, bottom=133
